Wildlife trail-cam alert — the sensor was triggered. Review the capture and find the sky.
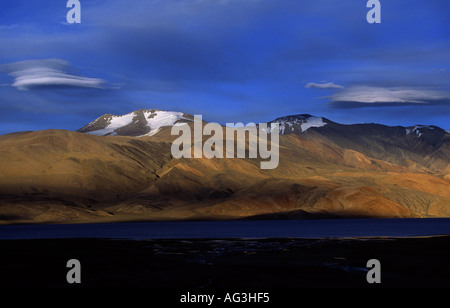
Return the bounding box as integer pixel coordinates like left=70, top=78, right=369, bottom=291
left=0, top=0, right=449, bottom=135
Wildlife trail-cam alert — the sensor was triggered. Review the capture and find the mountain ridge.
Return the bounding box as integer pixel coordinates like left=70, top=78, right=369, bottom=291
left=0, top=108, right=449, bottom=224
left=77, top=109, right=449, bottom=139
left=77, top=109, right=450, bottom=174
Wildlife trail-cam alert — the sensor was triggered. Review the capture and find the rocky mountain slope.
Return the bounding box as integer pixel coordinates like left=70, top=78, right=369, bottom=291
left=0, top=110, right=449, bottom=224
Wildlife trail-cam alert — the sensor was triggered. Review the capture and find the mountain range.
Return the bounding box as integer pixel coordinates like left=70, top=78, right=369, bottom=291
left=0, top=108, right=449, bottom=224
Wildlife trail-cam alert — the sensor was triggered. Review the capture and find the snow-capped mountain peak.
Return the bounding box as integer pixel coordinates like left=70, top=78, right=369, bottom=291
left=77, top=109, right=193, bottom=137
left=268, top=114, right=327, bottom=135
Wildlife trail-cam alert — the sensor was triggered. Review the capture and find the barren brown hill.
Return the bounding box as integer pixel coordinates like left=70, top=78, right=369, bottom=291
left=0, top=113, right=449, bottom=224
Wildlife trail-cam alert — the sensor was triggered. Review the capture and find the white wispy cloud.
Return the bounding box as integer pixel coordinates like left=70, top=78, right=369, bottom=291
left=305, top=82, right=344, bottom=89
left=1, top=59, right=106, bottom=91
left=329, top=86, right=450, bottom=104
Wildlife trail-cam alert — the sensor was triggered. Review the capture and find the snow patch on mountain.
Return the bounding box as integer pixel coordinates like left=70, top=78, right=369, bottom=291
left=142, top=110, right=185, bottom=136
left=86, top=113, right=135, bottom=136
left=405, top=125, right=436, bottom=138
left=300, top=116, right=327, bottom=132
left=270, top=115, right=327, bottom=134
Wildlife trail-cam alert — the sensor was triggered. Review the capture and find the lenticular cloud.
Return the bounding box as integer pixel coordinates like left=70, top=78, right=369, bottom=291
left=329, top=86, right=450, bottom=106
left=1, top=59, right=106, bottom=90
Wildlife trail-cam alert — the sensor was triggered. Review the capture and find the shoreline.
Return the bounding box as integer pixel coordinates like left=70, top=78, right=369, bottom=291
left=1, top=218, right=449, bottom=240
left=1, top=214, right=448, bottom=226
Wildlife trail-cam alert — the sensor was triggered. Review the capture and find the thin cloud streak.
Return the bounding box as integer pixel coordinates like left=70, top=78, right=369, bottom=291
left=305, top=82, right=344, bottom=89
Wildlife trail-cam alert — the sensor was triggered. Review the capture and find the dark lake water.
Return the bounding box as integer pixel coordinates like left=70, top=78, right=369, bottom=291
left=0, top=218, right=449, bottom=240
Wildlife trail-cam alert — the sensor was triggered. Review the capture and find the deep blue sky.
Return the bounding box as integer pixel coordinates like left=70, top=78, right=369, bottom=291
left=0, top=0, right=449, bottom=135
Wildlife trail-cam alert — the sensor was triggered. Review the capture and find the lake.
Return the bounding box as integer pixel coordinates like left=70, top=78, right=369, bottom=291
left=0, top=218, right=449, bottom=240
